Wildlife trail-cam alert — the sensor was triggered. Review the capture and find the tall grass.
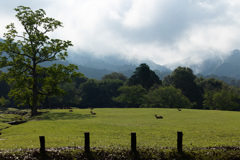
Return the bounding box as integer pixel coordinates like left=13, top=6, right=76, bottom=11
left=0, top=108, right=239, bottom=150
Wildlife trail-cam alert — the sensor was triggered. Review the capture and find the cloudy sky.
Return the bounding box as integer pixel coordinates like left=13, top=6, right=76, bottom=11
left=1, top=0, right=240, bottom=68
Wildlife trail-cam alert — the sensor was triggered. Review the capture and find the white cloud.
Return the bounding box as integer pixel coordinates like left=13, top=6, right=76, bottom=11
left=121, top=0, right=160, bottom=29
left=1, top=0, right=240, bottom=69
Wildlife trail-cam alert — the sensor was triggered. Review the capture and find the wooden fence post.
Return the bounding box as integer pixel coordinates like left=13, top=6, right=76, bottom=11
left=85, top=132, right=90, bottom=152
left=131, top=132, right=136, bottom=152
left=177, top=131, right=183, bottom=152
left=39, top=136, right=45, bottom=153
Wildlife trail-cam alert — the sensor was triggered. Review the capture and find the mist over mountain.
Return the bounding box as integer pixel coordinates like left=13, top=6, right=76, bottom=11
left=1, top=36, right=240, bottom=80
left=68, top=52, right=170, bottom=72
left=212, top=50, right=240, bottom=79
left=67, top=49, right=240, bottom=80
left=67, top=52, right=171, bottom=79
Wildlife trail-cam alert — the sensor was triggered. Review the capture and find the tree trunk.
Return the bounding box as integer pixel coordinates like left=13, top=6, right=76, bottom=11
left=31, top=105, right=38, bottom=116
left=31, top=60, right=38, bottom=116
left=31, top=83, right=38, bottom=116
left=31, top=80, right=38, bottom=116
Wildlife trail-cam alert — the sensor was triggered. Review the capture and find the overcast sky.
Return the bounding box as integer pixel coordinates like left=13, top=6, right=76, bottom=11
left=1, top=0, right=240, bottom=68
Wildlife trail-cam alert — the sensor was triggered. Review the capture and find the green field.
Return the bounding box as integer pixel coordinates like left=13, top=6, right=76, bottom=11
left=0, top=108, right=240, bottom=151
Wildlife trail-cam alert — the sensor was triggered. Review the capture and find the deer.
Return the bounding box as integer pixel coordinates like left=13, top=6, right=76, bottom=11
left=90, top=111, right=96, bottom=115
left=155, top=114, right=163, bottom=119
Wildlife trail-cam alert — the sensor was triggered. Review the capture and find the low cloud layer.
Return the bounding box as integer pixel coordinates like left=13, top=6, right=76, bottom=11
left=1, top=0, right=240, bottom=69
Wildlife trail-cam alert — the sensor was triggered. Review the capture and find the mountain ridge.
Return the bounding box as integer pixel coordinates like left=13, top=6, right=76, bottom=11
left=1, top=37, right=240, bottom=80
left=66, top=49, right=240, bottom=80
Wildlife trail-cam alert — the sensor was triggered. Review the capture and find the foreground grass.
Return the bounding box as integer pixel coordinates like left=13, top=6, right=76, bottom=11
left=0, top=108, right=240, bottom=150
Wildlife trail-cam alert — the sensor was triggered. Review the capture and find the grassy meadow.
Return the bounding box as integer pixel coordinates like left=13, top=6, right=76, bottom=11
left=0, top=108, right=240, bottom=151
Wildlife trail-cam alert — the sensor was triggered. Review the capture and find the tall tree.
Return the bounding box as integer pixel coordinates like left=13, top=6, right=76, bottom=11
left=171, top=66, right=203, bottom=108
left=0, top=6, right=79, bottom=116
left=127, top=63, right=162, bottom=90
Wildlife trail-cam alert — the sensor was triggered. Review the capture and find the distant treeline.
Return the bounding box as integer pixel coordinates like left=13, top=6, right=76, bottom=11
left=198, top=74, right=240, bottom=88
left=1, top=63, right=240, bottom=111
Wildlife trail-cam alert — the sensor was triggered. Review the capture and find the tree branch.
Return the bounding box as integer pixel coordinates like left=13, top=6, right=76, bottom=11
left=37, top=52, right=58, bottom=64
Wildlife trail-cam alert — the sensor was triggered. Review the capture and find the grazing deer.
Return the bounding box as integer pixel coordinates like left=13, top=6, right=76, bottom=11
left=69, top=109, right=73, bottom=112
left=177, top=108, right=181, bottom=111
left=155, top=114, right=163, bottom=119
left=90, top=111, right=96, bottom=115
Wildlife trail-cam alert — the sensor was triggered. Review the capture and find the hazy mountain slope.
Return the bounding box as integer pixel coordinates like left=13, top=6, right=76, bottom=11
left=213, top=50, right=240, bottom=79
left=41, top=60, right=114, bottom=79
left=77, top=65, right=113, bottom=80
left=68, top=53, right=170, bottom=71
left=67, top=53, right=171, bottom=79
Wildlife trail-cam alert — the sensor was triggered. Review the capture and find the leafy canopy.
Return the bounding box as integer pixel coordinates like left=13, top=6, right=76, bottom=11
left=113, top=85, right=147, bottom=108
left=143, top=86, right=192, bottom=108
left=170, top=66, right=203, bottom=108
left=0, top=6, right=80, bottom=115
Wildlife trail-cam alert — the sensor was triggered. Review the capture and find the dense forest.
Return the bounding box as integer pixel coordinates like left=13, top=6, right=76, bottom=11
left=1, top=63, right=240, bottom=111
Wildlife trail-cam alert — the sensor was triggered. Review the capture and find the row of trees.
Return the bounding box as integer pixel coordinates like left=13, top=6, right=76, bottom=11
left=42, top=64, right=240, bottom=111
left=1, top=60, right=240, bottom=111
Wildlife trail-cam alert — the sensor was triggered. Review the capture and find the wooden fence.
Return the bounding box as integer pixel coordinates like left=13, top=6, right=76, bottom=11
left=39, top=131, right=183, bottom=153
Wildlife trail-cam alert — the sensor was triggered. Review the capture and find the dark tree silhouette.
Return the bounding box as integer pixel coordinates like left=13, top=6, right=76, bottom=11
left=171, top=66, right=203, bottom=108
left=127, top=63, right=162, bottom=90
